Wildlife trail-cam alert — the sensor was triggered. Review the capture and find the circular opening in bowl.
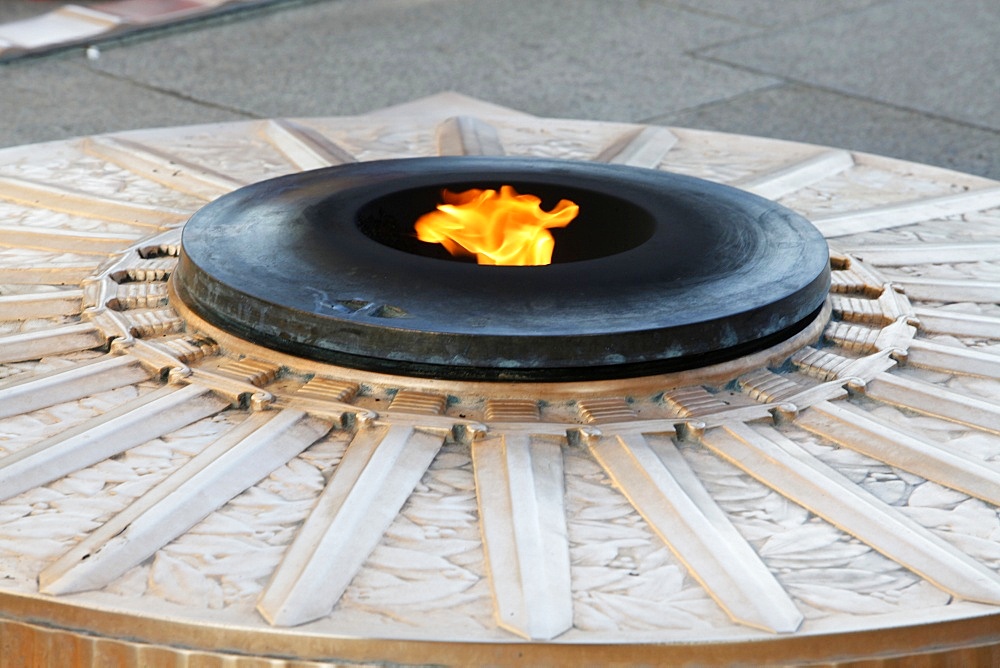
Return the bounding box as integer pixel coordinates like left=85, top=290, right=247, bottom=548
left=354, top=182, right=657, bottom=263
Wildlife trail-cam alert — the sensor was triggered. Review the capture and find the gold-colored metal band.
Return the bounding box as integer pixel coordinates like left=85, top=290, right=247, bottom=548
left=3, top=591, right=999, bottom=666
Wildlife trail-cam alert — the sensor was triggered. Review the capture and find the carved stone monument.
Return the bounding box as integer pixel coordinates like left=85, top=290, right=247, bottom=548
left=2, top=95, right=999, bottom=665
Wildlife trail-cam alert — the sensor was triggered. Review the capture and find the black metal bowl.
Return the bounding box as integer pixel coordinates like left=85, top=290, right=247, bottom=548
left=173, top=157, right=830, bottom=381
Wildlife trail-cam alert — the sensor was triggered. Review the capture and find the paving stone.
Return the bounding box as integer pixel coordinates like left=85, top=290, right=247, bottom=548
left=83, top=0, right=776, bottom=122
left=698, top=0, right=1000, bottom=131
left=0, top=59, right=248, bottom=149
left=654, top=84, right=1000, bottom=180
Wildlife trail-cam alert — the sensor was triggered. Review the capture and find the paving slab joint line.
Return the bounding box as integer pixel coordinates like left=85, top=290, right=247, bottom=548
left=638, top=82, right=788, bottom=126
left=664, top=0, right=900, bottom=35
left=683, top=54, right=1000, bottom=137
left=74, top=60, right=263, bottom=118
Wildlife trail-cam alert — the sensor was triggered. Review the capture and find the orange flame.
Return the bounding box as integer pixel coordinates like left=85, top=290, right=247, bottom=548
left=414, top=185, right=579, bottom=266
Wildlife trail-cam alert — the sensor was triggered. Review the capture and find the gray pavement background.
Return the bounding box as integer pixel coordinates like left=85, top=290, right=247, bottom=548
left=1, top=0, right=997, bottom=179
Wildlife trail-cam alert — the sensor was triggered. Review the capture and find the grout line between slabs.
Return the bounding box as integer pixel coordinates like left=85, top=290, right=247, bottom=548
left=663, top=53, right=1000, bottom=138
left=71, top=60, right=262, bottom=119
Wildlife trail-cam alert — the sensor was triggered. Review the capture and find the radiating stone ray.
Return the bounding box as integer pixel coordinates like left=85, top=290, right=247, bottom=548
left=888, top=276, right=1000, bottom=303
left=471, top=434, right=572, bottom=640
left=0, top=322, right=105, bottom=364
left=0, top=383, right=228, bottom=502
left=860, top=372, right=1000, bottom=435
left=262, top=119, right=358, bottom=170
left=912, top=306, right=1000, bottom=338
left=594, top=125, right=677, bottom=168
left=586, top=431, right=803, bottom=633
left=39, top=408, right=332, bottom=596
left=906, top=339, right=1000, bottom=379
left=842, top=242, right=1000, bottom=266
left=0, top=263, right=98, bottom=286
left=257, top=424, right=445, bottom=626
left=82, top=136, right=245, bottom=200
left=734, top=149, right=854, bottom=201
left=0, top=289, right=83, bottom=320
left=0, top=225, right=143, bottom=255
left=0, top=174, right=189, bottom=228
left=436, top=116, right=505, bottom=156
left=702, top=423, right=1000, bottom=605
left=0, top=354, right=149, bottom=419
left=796, top=400, right=1000, bottom=506
left=812, top=186, right=1000, bottom=238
